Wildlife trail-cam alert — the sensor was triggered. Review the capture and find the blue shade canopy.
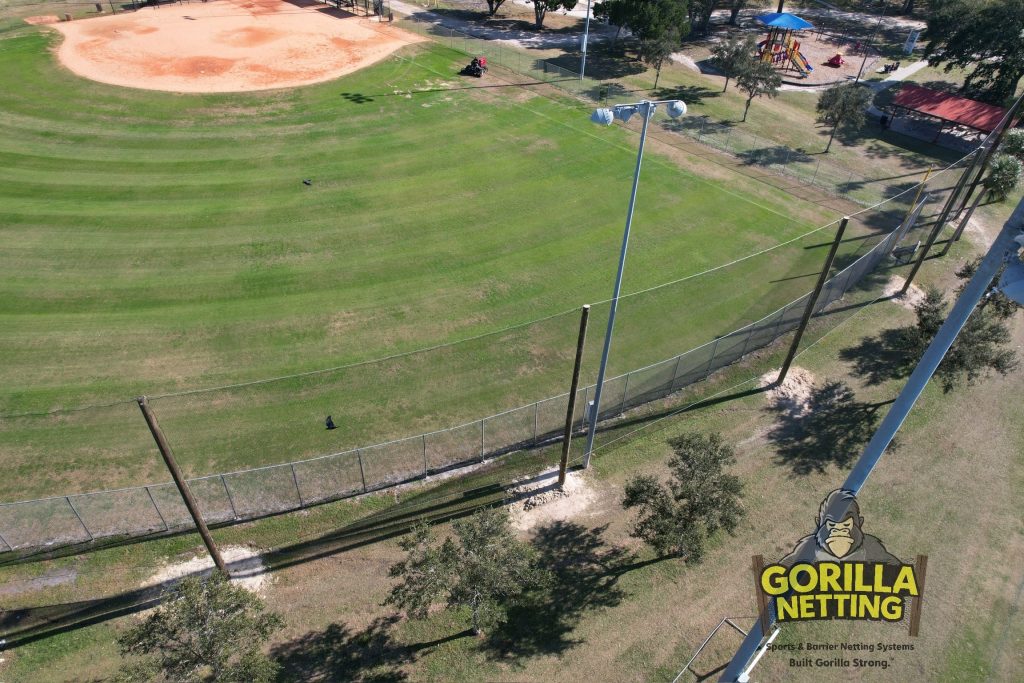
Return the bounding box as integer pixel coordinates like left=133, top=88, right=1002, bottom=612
left=756, top=12, right=814, bottom=30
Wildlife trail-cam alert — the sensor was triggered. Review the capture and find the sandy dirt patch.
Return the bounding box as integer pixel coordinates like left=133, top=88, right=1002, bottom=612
left=507, top=468, right=599, bottom=532
left=51, top=0, right=423, bottom=93
left=142, top=545, right=271, bottom=594
left=884, top=275, right=926, bottom=310
left=25, top=15, right=61, bottom=25
left=759, top=366, right=816, bottom=416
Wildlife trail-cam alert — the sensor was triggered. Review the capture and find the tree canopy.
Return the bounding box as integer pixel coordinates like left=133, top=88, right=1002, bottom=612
left=622, top=432, right=745, bottom=561
left=710, top=35, right=757, bottom=93
left=116, top=573, right=283, bottom=683
left=640, top=28, right=684, bottom=89
left=736, top=60, right=782, bottom=122
left=925, top=0, right=1024, bottom=103
left=816, top=82, right=873, bottom=152
left=386, top=508, right=549, bottom=635
left=530, top=0, right=577, bottom=28
left=896, top=286, right=1018, bottom=391
left=597, top=0, right=690, bottom=44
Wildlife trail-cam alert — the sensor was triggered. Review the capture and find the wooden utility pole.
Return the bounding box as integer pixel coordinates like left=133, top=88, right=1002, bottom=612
left=901, top=165, right=973, bottom=294
left=137, top=396, right=227, bottom=574
left=777, top=217, right=849, bottom=385
left=559, top=305, right=590, bottom=488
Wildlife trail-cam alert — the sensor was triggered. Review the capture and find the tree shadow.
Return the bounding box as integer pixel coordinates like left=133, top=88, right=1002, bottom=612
left=736, top=145, right=813, bottom=168
left=271, top=615, right=468, bottom=682
left=839, top=329, right=916, bottom=387
left=766, top=381, right=891, bottom=476
left=543, top=51, right=646, bottom=80
left=650, top=84, right=720, bottom=106
left=485, top=521, right=642, bottom=659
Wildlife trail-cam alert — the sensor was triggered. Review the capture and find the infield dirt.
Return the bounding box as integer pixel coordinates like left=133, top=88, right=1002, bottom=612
left=51, top=0, right=423, bottom=92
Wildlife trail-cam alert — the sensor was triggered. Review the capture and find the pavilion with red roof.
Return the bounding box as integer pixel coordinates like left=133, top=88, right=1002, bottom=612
left=888, top=83, right=1013, bottom=142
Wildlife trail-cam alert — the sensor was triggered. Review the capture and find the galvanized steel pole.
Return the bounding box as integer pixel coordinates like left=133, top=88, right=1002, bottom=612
left=583, top=101, right=656, bottom=468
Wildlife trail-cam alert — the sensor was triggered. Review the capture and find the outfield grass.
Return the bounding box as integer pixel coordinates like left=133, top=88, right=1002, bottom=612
left=0, top=20, right=859, bottom=499
left=3, top=233, right=1021, bottom=682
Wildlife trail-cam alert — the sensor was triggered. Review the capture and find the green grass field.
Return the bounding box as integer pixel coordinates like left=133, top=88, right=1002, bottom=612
left=0, top=24, right=862, bottom=500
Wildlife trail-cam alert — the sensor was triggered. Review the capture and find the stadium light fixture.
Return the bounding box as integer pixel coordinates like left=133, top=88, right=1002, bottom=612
left=582, top=99, right=686, bottom=470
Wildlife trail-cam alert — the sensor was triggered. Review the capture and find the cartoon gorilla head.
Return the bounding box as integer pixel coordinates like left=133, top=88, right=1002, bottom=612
left=814, top=488, right=864, bottom=558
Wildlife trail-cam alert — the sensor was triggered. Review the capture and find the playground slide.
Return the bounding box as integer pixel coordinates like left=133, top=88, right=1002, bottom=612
left=797, top=51, right=813, bottom=72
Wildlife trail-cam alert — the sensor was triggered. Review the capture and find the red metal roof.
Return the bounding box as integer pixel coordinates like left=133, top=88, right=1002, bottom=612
left=892, top=83, right=1008, bottom=132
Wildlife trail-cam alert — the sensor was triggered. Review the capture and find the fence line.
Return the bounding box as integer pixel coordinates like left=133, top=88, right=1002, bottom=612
left=393, top=15, right=932, bottom=206
left=0, top=219, right=915, bottom=554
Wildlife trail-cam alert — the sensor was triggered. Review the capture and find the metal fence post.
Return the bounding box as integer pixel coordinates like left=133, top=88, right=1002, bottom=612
left=480, top=419, right=486, bottom=462
left=422, top=435, right=428, bottom=477
left=671, top=353, right=684, bottom=389
left=290, top=464, right=304, bottom=507
left=66, top=496, right=93, bottom=541
left=619, top=373, right=631, bottom=414
left=534, top=401, right=540, bottom=443
left=221, top=475, right=238, bottom=519
left=357, top=449, right=367, bottom=493
left=704, top=337, right=721, bottom=378
left=145, top=486, right=170, bottom=532
left=811, top=158, right=820, bottom=186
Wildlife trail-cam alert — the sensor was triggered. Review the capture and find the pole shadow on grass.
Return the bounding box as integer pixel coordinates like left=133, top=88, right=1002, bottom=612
left=765, top=380, right=894, bottom=476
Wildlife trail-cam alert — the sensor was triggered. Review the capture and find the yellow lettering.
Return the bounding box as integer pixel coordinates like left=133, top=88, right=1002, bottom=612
left=892, top=566, right=918, bottom=596
left=881, top=596, right=903, bottom=620
left=854, top=563, right=873, bottom=592
left=761, top=565, right=788, bottom=595
left=858, top=594, right=880, bottom=619
left=873, top=564, right=891, bottom=593
left=790, top=564, right=817, bottom=593
left=777, top=595, right=800, bottom=620
left=798, top=593, right=816, bottom=617
left=834, top=592, right=848, bottom=617
left=819, top=563, right=841, bottom=593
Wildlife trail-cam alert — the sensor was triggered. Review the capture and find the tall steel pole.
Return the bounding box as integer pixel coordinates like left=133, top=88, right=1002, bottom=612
left=582, top=101, right=655, bottom=469
left=719, top=197, right=1024, bottom=682
left=580, top=0, right=593, bottom=81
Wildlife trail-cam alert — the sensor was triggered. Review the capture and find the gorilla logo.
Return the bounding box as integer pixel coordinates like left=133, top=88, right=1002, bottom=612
left=780, top=489, right=900, bottom=566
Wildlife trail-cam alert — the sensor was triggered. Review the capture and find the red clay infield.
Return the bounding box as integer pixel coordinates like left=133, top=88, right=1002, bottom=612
left=50, top=0, right=423, bottom=93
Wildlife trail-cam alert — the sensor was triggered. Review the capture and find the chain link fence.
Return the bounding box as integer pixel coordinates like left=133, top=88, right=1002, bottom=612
left=0, top=186, right=943, bottom=554
left=0, top=12, right=981, bottom=556
left=393, top=14, right=937, bottom=206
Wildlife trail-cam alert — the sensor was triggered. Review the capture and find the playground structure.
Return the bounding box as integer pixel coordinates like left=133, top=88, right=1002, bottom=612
left=756, top=12, right=815, bottom=79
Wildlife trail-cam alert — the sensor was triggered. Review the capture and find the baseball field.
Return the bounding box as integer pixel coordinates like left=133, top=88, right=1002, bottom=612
left=0, top=3, right=847, bottom=503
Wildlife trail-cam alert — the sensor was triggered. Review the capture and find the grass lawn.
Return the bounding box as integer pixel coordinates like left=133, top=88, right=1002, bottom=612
left=3, top=229, right=1021, bottom=682
left=0, top=12, right=872, bottom=503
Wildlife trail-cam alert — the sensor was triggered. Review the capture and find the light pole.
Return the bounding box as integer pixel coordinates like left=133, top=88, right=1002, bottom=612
left=582, top=99, right=687, bottom=469
left=580, top=0, right=593, bottom=81
left=854, top=0, right=889, bottom=84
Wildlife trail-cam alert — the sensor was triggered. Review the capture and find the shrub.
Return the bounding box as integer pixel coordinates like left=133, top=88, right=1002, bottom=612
left=984, top=153, right=1022, bottom=200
